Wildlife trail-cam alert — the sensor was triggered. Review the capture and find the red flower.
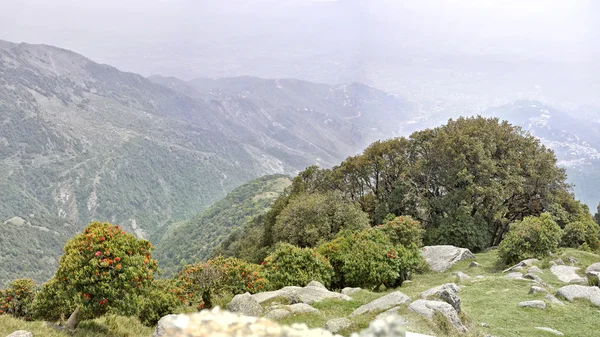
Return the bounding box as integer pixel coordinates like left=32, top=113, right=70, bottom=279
left=95, top=251, right=102, bottom=257
left=519, top=233, right=523, bottom=237
left=100, top=237, right=105, bottom=241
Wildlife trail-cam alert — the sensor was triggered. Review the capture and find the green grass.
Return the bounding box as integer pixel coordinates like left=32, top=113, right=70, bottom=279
left=0, top=315, right=154, bottom=337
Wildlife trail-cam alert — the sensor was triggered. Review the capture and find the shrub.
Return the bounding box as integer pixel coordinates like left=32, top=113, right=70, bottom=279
left=561, top=220, right=600, bottom=251
left=0, top=279, right=37, bottom=320
left=262, top=243, right=333, bottom=289
left=31, top=278, right=75, bottom=322
left=378, top=215, right=425, bottom=247
left=137, top=279, right=181, bottom=327
left=318, top=229, right=426, bottom=290
left=497, top=213, right=563, bottom=265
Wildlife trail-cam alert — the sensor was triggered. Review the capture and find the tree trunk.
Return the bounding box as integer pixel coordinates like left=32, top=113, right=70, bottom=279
left=65, top=306, right=82, bottom=330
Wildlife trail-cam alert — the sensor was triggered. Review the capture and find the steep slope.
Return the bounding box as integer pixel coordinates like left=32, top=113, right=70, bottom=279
left=154, top=175, right=292, bottom=275
left=484, top=100, right=600, bottom=208
left=0, top=40, right=412, bottom=284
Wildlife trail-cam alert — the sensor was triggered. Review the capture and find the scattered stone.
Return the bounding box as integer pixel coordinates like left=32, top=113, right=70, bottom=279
left=586, top=262, right=600, bottom=274
left=439, top=288, right=461, bottom=313
left=265, top=308, right=291, bottom=320
left=565, top=256, right=577, bottom=265
left=156, top=308, right=340, bottom=337
left=481, top=322, right=490, bottom=328
left=6, top=332, right=33, bottom=337
left=341, top=287, right=361, bottom=296
left=529, top=286, right=547, bottom=294
left=544, top=294, right=565, bottom=306
left=350, top=291, right=411, bottom=317
left=556, top=285, right=600, bottom=306
left=553, top=258, right=565, bottom=266
left=420, top=283, right=461, bottom=299
left=325, top=318, right=352, bottom=333
left=527, top=266, right=544, bottom=274
left=350, top=314, right=408, bottom=337
left=535, top=327, right=564, bottom=336
left=469, top=262, right=481, bottom=268
left=505, top=272, right=526, bottom=280
left=550, top=265, right=587, bottom=284
left=289, top=303, right=320, bottom=314
left=408, top=300, right=468, bottom=333
left=153, top=314, right=178, bottom=337
left=253, top=284, right=351, bottom=305
left=455, top=271, right=471, bottom=283
left=517, top=300, right=546, bottom=309
left=474, top=275, right=484, bottom=280
left=306, top=280, right=328, bottom=290
left=549, top=261, right=557, bottom=267
left=421, top=245, right=475, bottom=272
left=227, top=293, right=264, bottom=317
left=524, top=273, right=544, bottom=284
left=503, top=259, right=539, bottom=273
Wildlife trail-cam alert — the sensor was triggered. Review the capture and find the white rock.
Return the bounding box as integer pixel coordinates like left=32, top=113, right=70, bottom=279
left=420, top=283, right=461, bottom=299
left=325, top=318, right=352, bottom=333
left=517, top=300, right=546, bottom=309
left=556, top=285, right=600, bottom=306
left=535, top=327, right=564, bottom=336
left=550, top=265, right=587, bottom=284
left=350, top=291, right=411, bottom=317
left=408, top=300, right=467, bottom=333
left=544, top=294, right=565, bottom=306
left=341, top=287, right=361, bottom=296
left=455, top=271, right=471, bottom=283
left=421, top=245, right=475, bottom=272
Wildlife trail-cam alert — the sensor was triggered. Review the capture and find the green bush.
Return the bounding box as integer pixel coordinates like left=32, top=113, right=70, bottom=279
left=262, top=243, right=333, bottom=289
left=0, top=279, right=37, bottom=320
left=31, top=278, right=75, bottom=322
left=137, top=279, right=181, bottom=327
left=497, top=213, right=563, bottom=265
left=561, top=220, right=600, bottom=251
left=319, top=229, right=426, bottom=290
left=378, top=215, right=425, bottom=247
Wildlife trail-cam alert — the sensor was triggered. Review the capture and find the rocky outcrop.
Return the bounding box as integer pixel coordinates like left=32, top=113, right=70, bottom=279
left=227, top=293, right=264, bottom=317
left=408, top=300, right=468, bottom=333
left=253, top=283, right=351, bottom=305
left=350, top=291, right=411, bottom=317
left=555, top=285, right=600, bottom=306
left=421, top=246, right=475, bottom=272
left=550, top=266, right=587, bottom=284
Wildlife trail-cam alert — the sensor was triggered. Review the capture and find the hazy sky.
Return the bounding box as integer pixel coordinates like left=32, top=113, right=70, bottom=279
left=1, top=0, right=598, bottom=106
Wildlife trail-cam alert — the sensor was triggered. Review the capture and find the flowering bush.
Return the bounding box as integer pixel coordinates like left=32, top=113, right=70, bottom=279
left=378, top=215, right=425, bottom=247
left=561, top=220, right=600, bottom=251
left=262, top=243, right=333, bottom=289
left=0, top=279, right=37, bottom=320
left=318, top=229, right=425, bottom=290
left=137, top=279, right=181, bottom=327
left=53, top=221, right=158, bottom=319
left=498, top=213, right=562, bottom=264
left=176, top=256, right=267, bottom=309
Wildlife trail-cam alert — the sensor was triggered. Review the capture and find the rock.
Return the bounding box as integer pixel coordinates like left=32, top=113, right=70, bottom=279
left=474, top=275, right=485, bottom=280
left=374, top=306, right=405, bottom=321
left=565, top=256, right=577, bottom=265
left=517, top=300, right=546, bottom=309
left=306, top=280, right=328, bottom=290
left=455, top=271, right=471, bottom=283
left=549, top=261, right=557, bottom=267
left=341, top=287, right=361, bottom=296
left=350, top=291, right=411, bottom=317
left=6, top=332, right=33, bottom=337
left=325, top=318, right=352, bottom=333
left=265, top=308, right=291, bottom=320
left=553, top=258, right=565, bottom=266
left=439, top=288, right=461, bottom=313
left=524, top=273, right=544, bottom=284
left=469, top=262, right=481, bottom=268
left=503, top=259, right=539, bottom=273
left=550, top=265, right=587, bottom=284
left=535, top=327, right=564, bottom=336
left=527, top=266, right=544, bottom=274
left=420, top=283, right=461, bottom=299
left=289, top=303, right=320, bottom=314
left=153, top=314, right=178, bottom=337
left=253, top=284, right=351, bottom=305
left=585, top=262, right=600, bottom=274
left=587, top=271, right=600, bottom=286
left=227, top=293, right=264, bottom=317
left=544, top=294, right=565, bottom=306
left=156, top=308, right=340, bottom=337
left=505, top=272, right=526, bottom=280
left=481, top=322, right=489, bottom=328
left=350, top=314, right=408, bottom=337
left=420, top=245, right=475, bottom=272
left=529, top=286, right=547, bottom=294
left=408, top=300, right=468, bottom=333
left=556, top=285, right=600, bottom=306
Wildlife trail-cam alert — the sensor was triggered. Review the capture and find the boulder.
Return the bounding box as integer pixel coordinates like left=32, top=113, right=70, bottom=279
left=289, top=303, right=320, bottom=314
left=6, top=332, right=33, bottom=337
left=227, top=293, right=264, bottom=317
left=421, top=245, right=475, bottom=272
left=529, top=286, right=546, bottom=294
left=350, top=314, right=408, bottom=337
left=523, top=273, right=544, bottom=284
left=505, top=272, right=526, bottom=280
left=585, top=263, right=600, bottom=285
left=517, top=300, right=546, bottom=309
left=550, top=265, right=587, bottom=284
left=544, top=294, right=565, bottom=306
left=253, top=284, right=351, bottom=305
left=306, top=280, right=328, bottom=290
left=565, top=256, right=577, bottom=265
left=375, top=306, right=405, bottom=320
left=527, top=266, right=544, bottom=274
left=534, top=327, right=564, bottom=336
left=341, top=287, right=361, bottom=296
left=408, top=300, right=468, bottom=333
left=556, top=285, right=600, bottom=306
left=455, top=271, right=471, bottom=283
left=469, top=262, right=481, bottom=268
left=153, top=314, right=178, bottom=337
left=585, top=262, right=600, bottom=274
left=439, top=288, right=461, bottom=313
left=265, top=308, right=291, bottom=320
left=502, top=259, right=539, bottom=273
left=325, top=318, right=352, bottom=333
left=350, top=291, right=411, bottom=317
left=553, top=258, right=565, bottom=266
left=420, top=283, right=461, bottom=299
